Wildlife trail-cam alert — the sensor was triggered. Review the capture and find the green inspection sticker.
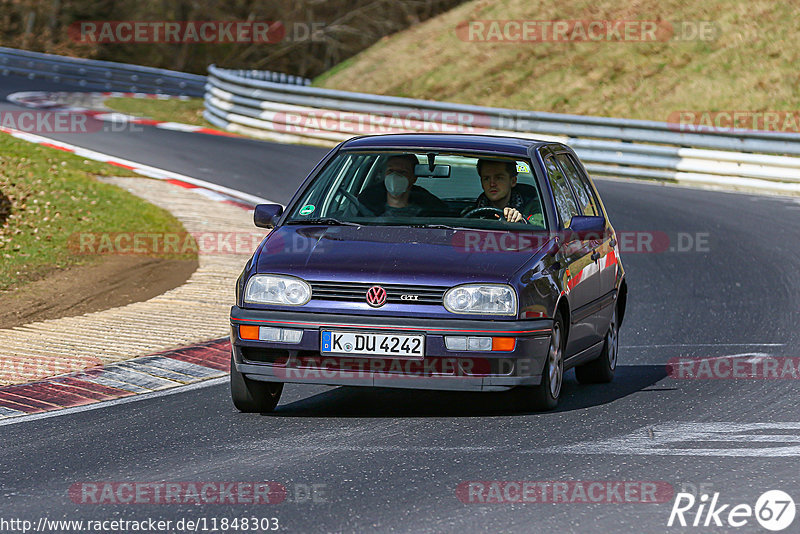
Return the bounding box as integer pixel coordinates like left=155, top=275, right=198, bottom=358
left=298, top=204, right=315, bottom=216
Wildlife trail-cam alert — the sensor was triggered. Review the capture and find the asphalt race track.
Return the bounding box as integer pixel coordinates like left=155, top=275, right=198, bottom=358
left=0, top=77, right=330, bottom=204
left=2, top=78, right=800, bottom=532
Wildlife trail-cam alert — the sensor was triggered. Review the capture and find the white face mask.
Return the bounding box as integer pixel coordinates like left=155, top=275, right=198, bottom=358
left=384, top=172, right=410, bottom=196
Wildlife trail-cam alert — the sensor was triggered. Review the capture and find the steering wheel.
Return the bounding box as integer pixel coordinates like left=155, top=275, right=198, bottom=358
left=336, top=187, right=375, bottom=217
left=462, top=206, right=529, bottom=224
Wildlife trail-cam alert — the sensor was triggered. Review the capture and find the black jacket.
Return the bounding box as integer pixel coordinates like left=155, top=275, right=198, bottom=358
left=472, top=183, right=541, bottom=214
left=357, top=183, right=448, bottom=216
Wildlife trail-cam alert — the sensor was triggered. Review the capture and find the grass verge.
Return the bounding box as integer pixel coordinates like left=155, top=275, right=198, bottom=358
left=105, top=97, right=212, bottom=128
left=314, top=0, right=800, bottom=122
left=0, top=133, right=190, bottom=291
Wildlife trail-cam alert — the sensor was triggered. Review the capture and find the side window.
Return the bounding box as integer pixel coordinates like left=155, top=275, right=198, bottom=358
left=556, top=153, right=598, bottom=217
left=544, top=156, right=579, bottom=227
left=325, top=155, right=369, bottom=215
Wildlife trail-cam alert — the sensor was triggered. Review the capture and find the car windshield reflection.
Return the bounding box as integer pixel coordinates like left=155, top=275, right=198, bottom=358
left=284, top=151, right=548, bottom=231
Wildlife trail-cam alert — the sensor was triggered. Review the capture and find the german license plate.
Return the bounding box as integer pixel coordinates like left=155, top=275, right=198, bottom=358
left=321, top=331, right=424, bottom=358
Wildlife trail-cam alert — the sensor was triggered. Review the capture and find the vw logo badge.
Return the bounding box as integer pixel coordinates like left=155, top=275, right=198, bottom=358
left=366, top=285, right=387, bottom=307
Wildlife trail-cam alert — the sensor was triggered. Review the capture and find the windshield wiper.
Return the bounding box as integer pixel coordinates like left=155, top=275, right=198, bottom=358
left=286, top=218, right=362, bottom=227
left=407, top=223, right=474, bottom=230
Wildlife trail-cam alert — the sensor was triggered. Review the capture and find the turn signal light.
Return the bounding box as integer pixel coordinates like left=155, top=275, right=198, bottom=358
left=491, top=337, right=516, bottom=351
left=239, top=325, right=260, bottom=340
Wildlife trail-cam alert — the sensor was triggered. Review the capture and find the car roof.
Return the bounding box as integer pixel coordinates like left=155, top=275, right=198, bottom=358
left=340, top=133, right=553, bottom=157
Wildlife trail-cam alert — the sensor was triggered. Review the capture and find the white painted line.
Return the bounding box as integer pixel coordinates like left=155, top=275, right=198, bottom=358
left=540, top=422, right=800, bottom=457
left=155, top=122, right=203, bottom=132
left=0, top=377, right=227, bottom=427
left=678, top=352, right=773, bottom=362
left=745, top=355, right=773, bottom=364
left=230, top=445, right=505, bottom=452
left=0, top=406, right=27, bottom=419
left=623, top=343, right=785, bottom=349
left=0, top=125, right=278, bottom=207
left=195, top=189, right=229, bottom=201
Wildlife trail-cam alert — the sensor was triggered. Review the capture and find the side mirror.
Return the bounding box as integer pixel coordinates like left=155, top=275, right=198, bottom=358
left=254, top=204, right=283, bottom=229
left=568, top=215, right=605, bottom=241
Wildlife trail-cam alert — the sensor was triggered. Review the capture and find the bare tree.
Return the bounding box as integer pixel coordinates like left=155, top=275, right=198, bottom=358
left=0, top=0, right=465, bottom=77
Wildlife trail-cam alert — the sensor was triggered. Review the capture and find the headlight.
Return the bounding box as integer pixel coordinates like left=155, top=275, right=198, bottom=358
left=244, top=274, right=311, bottom=306
left=443, top=284, right=517, bottom=316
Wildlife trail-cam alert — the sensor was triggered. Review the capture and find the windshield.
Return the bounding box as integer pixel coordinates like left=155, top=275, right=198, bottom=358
left=284, top=150, right=548, bottom=230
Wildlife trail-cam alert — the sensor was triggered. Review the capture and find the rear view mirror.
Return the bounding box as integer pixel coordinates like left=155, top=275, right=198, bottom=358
left=415, top=164, right=450, bottom=178
left=568, top=215, right=606, bottom=240
left=254, top=204, right=283, bottom=229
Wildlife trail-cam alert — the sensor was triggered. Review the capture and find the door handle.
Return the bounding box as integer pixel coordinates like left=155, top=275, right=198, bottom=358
left=591, top=250, right=601, bottom=262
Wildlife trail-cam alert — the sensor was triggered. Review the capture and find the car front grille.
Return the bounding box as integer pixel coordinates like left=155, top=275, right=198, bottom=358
left=309, top=281, right=447, bottom=305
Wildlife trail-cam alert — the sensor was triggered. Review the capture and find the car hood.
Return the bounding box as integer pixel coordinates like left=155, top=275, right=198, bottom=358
left=255, top=225, right=550, bottom=285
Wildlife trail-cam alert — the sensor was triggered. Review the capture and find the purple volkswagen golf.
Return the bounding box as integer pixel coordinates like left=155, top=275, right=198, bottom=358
left=230, top=134, right=627, bottom=412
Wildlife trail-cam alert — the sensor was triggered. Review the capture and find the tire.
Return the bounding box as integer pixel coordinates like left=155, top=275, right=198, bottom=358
left=575, top=305, right=619, bottom=384
left=230, top=355, right=283, bottom=413
left=513, top=314, right=564, bottom=412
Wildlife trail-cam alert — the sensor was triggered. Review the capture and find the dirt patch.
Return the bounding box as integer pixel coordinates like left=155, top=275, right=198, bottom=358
left=0, top=191, right=10, bottom=225
left=0, top=255, right=198, bottom=329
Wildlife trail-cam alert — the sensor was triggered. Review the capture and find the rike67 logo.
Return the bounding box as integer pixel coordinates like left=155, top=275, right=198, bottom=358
left=668, top=490, right=795, bottom=531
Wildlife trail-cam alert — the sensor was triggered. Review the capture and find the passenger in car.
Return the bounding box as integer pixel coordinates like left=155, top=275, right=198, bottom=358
left=471, top=159, right=541, bottom=223
left=357, top=154, right=447, bottom=216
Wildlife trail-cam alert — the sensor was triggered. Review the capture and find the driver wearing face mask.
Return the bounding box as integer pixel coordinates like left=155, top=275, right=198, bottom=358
left=358, top=154, right=447, bottom=217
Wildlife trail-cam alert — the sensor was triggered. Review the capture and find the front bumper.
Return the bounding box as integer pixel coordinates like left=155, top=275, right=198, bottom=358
left=230, top=307, right=553, bottom=392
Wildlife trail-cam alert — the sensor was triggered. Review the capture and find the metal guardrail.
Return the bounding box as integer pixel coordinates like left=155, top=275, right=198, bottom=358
left=0, top=47, right=206, bottom=96
left=218, top=69, right=311, bottom=87
left=205, top=64, right=800, bottom=194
